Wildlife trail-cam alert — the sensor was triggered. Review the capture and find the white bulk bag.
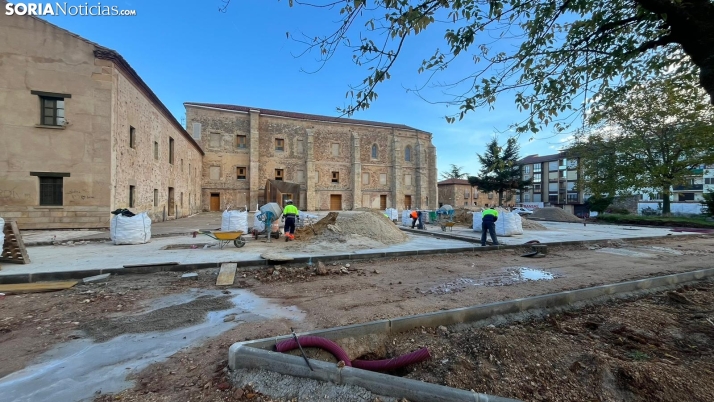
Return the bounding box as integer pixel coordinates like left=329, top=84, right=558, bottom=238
left=221, top=210, right=248, bottom=233
left=385, top=208, right=399, bottom=221
left=401, top=210, right=412, bottom=226
left=110, top=213, right=151, bottom=245
left=472, top=212, right=482, bottom=232
left=0, top=216, right=5, bottom=246
left=473, top=211, right=522, bottom=236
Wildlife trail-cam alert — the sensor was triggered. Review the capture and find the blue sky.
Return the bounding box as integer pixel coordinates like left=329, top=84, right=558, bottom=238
left=40, top=0, right=573, bottom=177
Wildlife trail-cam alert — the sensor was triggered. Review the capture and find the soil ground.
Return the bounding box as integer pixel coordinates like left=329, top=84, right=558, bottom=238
left=1, top=235, right=713, bottom=401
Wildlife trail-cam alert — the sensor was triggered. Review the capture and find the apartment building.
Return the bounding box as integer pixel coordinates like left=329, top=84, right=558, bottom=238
left=516, top=152, right=587, bottom=215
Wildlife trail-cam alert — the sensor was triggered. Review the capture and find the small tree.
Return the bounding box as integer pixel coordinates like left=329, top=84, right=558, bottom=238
left=469, top=137, right=531, bottom=207
left=585, top=196, right=614, bottom=214
left=440, top=164, right=469, bottom=180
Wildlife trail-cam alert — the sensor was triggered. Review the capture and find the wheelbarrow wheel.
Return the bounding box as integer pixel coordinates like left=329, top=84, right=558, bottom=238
left=234, top=238, right=246, bottom=248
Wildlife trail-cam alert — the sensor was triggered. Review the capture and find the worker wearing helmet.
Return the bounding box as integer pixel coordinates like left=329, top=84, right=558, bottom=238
left=281, top=200, right=299, bottom=241
left=481, top=207, right=500, bottom=246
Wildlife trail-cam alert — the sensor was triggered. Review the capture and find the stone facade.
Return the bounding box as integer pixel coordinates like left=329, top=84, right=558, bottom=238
left=185, top=104, right=438, bottom=211
left=437, top=179, right=494, bottom=208
left=0, top=13, right=203, bottom=229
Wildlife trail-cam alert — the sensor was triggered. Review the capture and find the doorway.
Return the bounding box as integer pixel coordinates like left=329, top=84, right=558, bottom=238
left=210, top=193, right=220, bottom=211
left=404, top=195, right=412, bottom=209
left=329, top=194, right=342, bottom=210
left=168, top=187, right=175, bottom=214
left=380, top=194, right=387, bottom=210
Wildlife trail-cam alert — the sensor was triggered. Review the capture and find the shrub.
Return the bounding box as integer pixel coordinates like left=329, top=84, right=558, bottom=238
left=606, top=208, right=631, bottom=215
left=640, top=206, right=661, bottom=216
left=701, top=191, right=714, bottom=217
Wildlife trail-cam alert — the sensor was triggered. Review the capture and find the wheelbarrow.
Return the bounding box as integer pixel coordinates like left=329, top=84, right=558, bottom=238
left=196, top=230, right=246, bottom=249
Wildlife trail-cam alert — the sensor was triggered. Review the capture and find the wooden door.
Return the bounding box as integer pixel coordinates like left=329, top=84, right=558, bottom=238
left=380, top=195, right=387, bottom=210
left=210, top=193, right=220, bottom=211
left=168, top=187, right=175, bottom=212
left=404, top=195, right=412, bottom=209
left=329, top=194, right=342, bottom=210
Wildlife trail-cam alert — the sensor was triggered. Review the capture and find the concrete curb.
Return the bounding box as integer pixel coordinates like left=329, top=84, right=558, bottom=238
left=230, top=344, right=520, bottom=402
left=229, top=268, right=714, bottom=401
left=23, top=231, right=196, bottom=247
left=1, top=233, right=707, bottom=284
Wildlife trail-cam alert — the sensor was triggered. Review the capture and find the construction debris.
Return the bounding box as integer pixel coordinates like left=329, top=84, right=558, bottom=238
left=531, top=207, right=582, bottom=223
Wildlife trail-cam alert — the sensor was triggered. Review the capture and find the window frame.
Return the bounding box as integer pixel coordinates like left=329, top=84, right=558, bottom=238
left=153, top=141, right=159, bottom=160
left=153, top=189, right=158, bottom=207
left=371, top=144, right=378, bottom=159
left=404, top=145, right=412, bottom=162
left=38, top=176, right=64, bottom=206
left=237, top=166, right=247, bottom=180
left=169, top=137, right=175, bottom=164
left=40, top=96, right=66, bottom=126
left=275, top=138, right=285, bottom=151
left=332, top=171, right=340, bottom=183
left=236, top=135, right=247, bottom=149
left=129, top=185, right=136, bottom=208
left=275, top=168, right=284, bottom=181
left=129, top=126, right=136, bottom=149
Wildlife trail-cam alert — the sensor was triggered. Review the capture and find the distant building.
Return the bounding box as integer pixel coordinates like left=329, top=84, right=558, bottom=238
left=437, top=179, right=495, bottom=208
left=185, top=103, right=438, bottom=212
left=516, top=153, right=587, bottom=215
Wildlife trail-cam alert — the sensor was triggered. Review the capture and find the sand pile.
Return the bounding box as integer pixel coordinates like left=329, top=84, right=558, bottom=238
left=531, top=207, right=582, bottom=223
left=294, top=211, right=408, bottom=245
left=521, top=217, right=548, bottom=230
left=452, top=208, right=475, bottom=226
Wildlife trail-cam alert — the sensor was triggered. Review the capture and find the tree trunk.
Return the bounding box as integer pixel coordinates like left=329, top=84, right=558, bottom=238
left=498, top=190, right=504, bottom=207
left=662, top=187, right=671, bottom=215
left=636, top=0, right=714, bottom=104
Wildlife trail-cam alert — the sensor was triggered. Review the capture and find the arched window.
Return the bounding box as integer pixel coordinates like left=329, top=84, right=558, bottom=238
left=404, top=145, right=412, bottom=162
left=371, top=144, right=378, bottom=159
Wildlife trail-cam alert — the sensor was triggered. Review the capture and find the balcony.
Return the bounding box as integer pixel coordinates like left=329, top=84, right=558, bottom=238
left=673, top=184, right=703, bottom=191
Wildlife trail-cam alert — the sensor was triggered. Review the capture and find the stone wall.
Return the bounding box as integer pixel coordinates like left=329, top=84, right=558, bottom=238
left=186, top=104, right=439, bottom=212
left=0, top=13, right=112, bottom=228
left=110, top=70, right=203, bottom=222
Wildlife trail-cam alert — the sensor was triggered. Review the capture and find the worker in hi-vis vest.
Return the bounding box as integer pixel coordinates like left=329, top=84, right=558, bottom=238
left=481, top=207, right=500, bottom=246
left=281, top=200, right=299, bottom=241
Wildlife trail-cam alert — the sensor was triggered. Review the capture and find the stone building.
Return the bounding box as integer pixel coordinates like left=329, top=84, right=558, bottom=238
left=437, top=179, right=495, bottom=208
left=0, top=12, right=203, bottom=229
left=185, top=103, right=438, bottom=211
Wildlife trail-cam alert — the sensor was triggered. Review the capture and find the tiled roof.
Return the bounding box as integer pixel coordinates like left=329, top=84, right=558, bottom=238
left=184, top=103, right=427, bottom=132
left=438, top=178, right=470, bottom=186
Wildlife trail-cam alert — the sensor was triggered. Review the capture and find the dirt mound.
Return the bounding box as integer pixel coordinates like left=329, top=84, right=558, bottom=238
left=531, top=207, right=582, bottom=223
left=294, top=212, right=338, bottom=241
left=294, top=211, right=407, bottom=245
left=453, top=208, right=474, bottom=226
left=521, top=217, right=548, bottom=230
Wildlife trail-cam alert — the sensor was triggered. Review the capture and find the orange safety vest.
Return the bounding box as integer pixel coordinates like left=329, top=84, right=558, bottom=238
left=410, top=211, right=418, bottom=219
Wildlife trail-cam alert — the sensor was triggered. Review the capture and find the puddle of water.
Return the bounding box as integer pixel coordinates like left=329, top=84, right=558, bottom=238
left=423, top=267, right=559, bottom=294
left=0, top=289, right=304, bottom=402
left=596, top=248, right=656, bottom=258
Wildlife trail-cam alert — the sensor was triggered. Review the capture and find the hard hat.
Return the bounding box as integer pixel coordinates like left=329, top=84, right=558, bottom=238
left=286, top=200, right=293, bottom=204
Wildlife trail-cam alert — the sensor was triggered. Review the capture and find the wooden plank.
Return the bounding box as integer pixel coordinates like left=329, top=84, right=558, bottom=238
left=0, top=221, right=30, bottom=264
left=0, top=280, right=78, bottom=295
left=216, top=262, right=237, bottom=286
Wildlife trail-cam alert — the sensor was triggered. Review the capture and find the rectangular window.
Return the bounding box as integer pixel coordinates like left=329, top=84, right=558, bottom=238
left=209, top=166, right=220, bottom=180
left=533, top=184, right=542, bottom=192
left=533, top=164, right=541, bottom=172
left=332, top=171, right=339, bottom=183
left=40, top=96, right=65, bottom=126
left=488, top=193, right=493, bottom=199
left=275, top=138, right=284, bottom=151
left=532, top=173, right=541, bottom=183
left=192, top=122, right=201, bottom=139
left=523, top=165, right=530, bottom=174
left=236, top=135, right=247, bottom=148
left=380, top=173, right=387, bottom=185
left=129, top=126, right=136, bottom=149
left=464, top=190, right=470, bottom=199
left=154, top=141, right=159, bottom=160
left=331, top=143, right=340, bottom=156
left=549, top=161, right=558, bottom=171
left=237, top=167, right=247, bottom=180
left=39, top=177, right=63, bottom=206
left=154, top=189, right=158, bottom=207
left=297, top=170, right=305, bottom=182
left=210, top=133, right=221, bottom=148
left=474, top=192, right=479, bottom=199
left=524, top=193, right=531, bottom=202
left=275, top=169, right=284, bottom=180
left=362, top=172, right=370, bottom=185
left=404, top=174, right=412, bottom=186
left=181, top=192, right=184, bottom=207
left=705, top=178, right=714, bottom=185
left=533, top=194, right=542, bottom=202
left=129, top=185, right=136, bottom=208
left=169, top=137, right=175, bottom=164
left=567, top=193, right=579, bottom=202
